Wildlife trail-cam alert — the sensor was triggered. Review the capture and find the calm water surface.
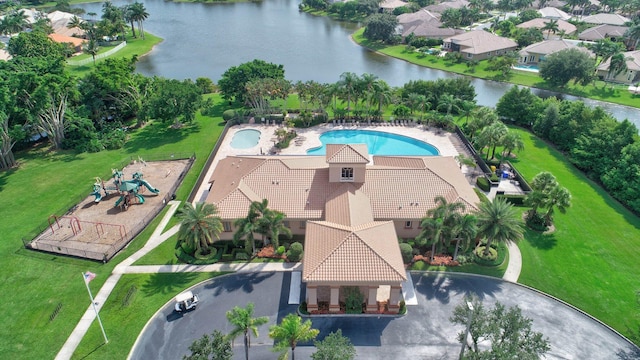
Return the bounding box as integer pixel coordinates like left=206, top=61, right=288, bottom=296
left=76, top=0, right=639, bottom=126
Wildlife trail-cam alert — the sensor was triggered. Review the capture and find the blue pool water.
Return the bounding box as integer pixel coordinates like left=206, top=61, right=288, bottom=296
left=307, top=130, right=439, bottom=156
left=230, top=129, right=261, bottom=149
left=513, top=64, right=540, bottom=72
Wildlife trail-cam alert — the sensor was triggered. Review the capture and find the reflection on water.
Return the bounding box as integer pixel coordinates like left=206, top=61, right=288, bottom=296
left=75, top=0, right=639, bottom=126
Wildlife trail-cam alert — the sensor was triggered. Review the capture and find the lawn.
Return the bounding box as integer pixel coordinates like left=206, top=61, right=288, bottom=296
left=352, top=28, right=640, bottom=109
left=508, top=128, right=640, bottom=343
left=67, top=32, right=163, bottom=78
left=71, top=272, right=227, bottom=360
left=0, top=94, right=226, bottom=360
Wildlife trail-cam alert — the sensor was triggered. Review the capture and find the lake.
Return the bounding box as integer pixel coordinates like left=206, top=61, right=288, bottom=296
left=76, top=0, right=640, bottom=126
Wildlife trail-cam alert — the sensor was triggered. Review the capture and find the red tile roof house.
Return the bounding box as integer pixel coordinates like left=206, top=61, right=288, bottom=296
left=442, top=30, right=518, bottom=60
left=206, top=144, right=479, bottom=313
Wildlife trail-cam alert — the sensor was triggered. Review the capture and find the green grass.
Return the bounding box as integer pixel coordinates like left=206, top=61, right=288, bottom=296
left=71, top=272, right=227, bottom=360
left=352, top=28, right=640, bottom=108
left=134, top=233, right=180, bottom=266
left=508, top=128, right=640, bottom=343
left=67, top=32, right=162, bottom=78
left=0, top=94, right=226, bottom=359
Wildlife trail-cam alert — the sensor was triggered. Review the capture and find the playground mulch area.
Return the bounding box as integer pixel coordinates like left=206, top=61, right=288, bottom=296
left=28, top=159, right=191, bottom=261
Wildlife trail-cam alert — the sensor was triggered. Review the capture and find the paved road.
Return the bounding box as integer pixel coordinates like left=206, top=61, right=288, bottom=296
left=129, top=272, right=639, bottom=360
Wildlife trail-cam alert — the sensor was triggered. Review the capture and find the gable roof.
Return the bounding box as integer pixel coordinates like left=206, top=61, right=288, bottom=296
left=424, top=0, right=469, bottom=14
left=578, top=24, right=628, bottom=41
left=597, top=50, right=640, bottom=72
left=302, top=220, right=406, bottom=284
left=520, top=39, right=593, bottom=57
left=326, top=144, right=369, bottom=164
left=538, top=7, right=571, bottom=20
left=443, top=30, right=518, bottom=54
left=583, top=13, right=630, bottom=26
left=402, top=22, right=461, bottom=38
left=397, top=9, right=441, bottom=26
left=380, top=0, right=408, bottom=10
left=516, top=18, right=577, bottom=35
left=48, top=33, right=85, bottom=47
left=207, top=155, right=479, bottom=220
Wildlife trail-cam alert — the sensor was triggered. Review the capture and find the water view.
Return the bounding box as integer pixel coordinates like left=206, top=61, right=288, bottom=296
left=76, top=0, right=640, bottom=126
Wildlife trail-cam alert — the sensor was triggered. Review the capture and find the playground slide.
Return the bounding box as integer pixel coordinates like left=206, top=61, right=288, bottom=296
left=138, top=180, right=160, bottom=194
left=135, top=194, right=145, bottom=204
left=115, top=195, right=125, bottom=208
left=91, top=190, right=103, bottom=203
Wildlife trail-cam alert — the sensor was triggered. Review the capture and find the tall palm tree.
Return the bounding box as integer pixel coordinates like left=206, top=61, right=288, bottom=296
left=0, top=10, right=28, bottom=36
left=129, top=2, right=149, bottom=39
left=369, top=79, right=393, bottom=121
left=66, top=15, right=83, bottom=31
left=417, top=196, right=465, bottom=262
left=261, top=209, right=292, bottom=249
left=436, top=93, right=460, bottom=115
left=502, top=130, right=525, bottom=157
left=625, top=24, right=640, bottom=50
left=476, top=198, right=524, bottom=256
left=607, top=52, right=630, bottom=82
left=269, top=313, right=319, bottom=360
left=83, top=39, right=100, bottom=65
left=453, top=214, right=477, bottom=260
left=234, top=207, right=260, bottom=255
left=226, top=303, right=269, bottom=360
left=541, top=19, right=559, bottom=39
left=338, top=72, right=359, bottom=119
left=543, top=185, right=571, bottom=224
left=525, top=171, right=558, bottom=216
left=477, top=121, right=508, bottom=160
left=176, top=202, right=223, bottom=256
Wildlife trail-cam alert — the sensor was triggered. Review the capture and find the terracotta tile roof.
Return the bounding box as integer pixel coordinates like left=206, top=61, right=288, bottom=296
left=325, top=185, right=374, bottom=227
left=207, top=155, right=479, bottom=220
left=578, top=24, right=628, bottom=41
left=48, top=33, right=86, bottom=47
left=583, top=13, right=630, bottom=25
left=516, top=18, right=577, bottom=34
left=326, top=144, right=369, bottom=164
left=302, top=221, right=407, bottom=284
left=443, top=30, right=518, bottom=55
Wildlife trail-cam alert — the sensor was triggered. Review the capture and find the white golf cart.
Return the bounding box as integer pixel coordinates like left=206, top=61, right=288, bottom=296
left=174, top=291, right=199, bottom=313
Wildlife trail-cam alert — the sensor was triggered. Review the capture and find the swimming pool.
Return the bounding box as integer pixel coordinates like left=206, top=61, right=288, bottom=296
left=230, top=129, right=261, bottom=149
left=307, top=130, right=439, bottom=156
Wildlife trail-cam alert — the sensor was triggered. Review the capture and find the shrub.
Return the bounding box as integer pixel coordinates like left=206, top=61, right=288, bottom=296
left=411, top=260, right=428, bottom=270
left=287, top=242, right=303, bottom=262
left=489, top=174, right=500, bottom=183
left=399, top=243, right=413, bottom=264
left=195, top=77, right=215, bottom=94
left=473, top=242, right=507, bottom=266
left=299, top=301, right=309, bottom=315
left=525, top=211, right=548, bottom=231
left=194, top=247, right=217, bottom=260
left=476, top=177, right=490, bottom=191
left=235, top=252, right=249, bottom=261
left=344, top=287, right=364, bottom=314
left=276, top=246, right=286, bottom=255
left=222, top=109, right=238, bottom=122
left=474, top=188, right=490, bottom=202
left=475, top=246, right=497, bottom=261
left=399, top=300, right=406, bottom=315
left=496, top=194, right=526, bottom=206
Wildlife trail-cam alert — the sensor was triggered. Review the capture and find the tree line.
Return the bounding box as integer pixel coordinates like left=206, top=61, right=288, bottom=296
left=497, top=86, right=640, bottom=214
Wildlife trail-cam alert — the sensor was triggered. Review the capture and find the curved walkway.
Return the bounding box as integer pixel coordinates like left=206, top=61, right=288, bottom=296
left=130, top=272, right=639, bottom=360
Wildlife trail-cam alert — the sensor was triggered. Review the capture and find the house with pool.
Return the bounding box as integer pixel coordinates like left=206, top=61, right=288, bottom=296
left=205, top=139, right=480, bottom=313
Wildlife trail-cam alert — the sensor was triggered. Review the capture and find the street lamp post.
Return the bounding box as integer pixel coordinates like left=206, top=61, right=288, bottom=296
left=459, top=301, right=474, bottom=360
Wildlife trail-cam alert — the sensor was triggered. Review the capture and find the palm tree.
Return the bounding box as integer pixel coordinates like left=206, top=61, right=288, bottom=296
left=83, top=39, right=100, bottom=65
left=607, top=52, right=629, bottom=82
left=476, top=198, right=524, bottom=256
left=436, top=93, right=460, bottom=115
left=369, top=79, right=393, bottom=121
left=543, top=185, right=571, bottom=224
left=541, top=19, right=559, bottom=39
left=226, top=303, right=269, bottom=360
left=502, top=130, right=525, bottom=157
left=269, top=313, right=319, bottom=360
left=261, top=209, right=292, bottom=249
left=625, top=24, right=640, bottom=50
left=417, top=196, right=465, bottom=262
left=338, top=72, right=359, bottom=119
left=404, top=93, right=423, bottom=115
left=525, top=171, right=558, bottom=216
left=124, top=5, right=136, bottom=38
left=477, top=121, right=508, bottom=160
left=458, top=100, right=476, bottom=124
left=234, top=207, right=260, bottom=255
left=0, top=10, right=28, bottom=36
left=453, top=214, right=477, bottom=260
left=129, top=2, right=149, bottom=40
left=176, top=202, right=223, bottom=256
left=67, top=15, right=83, bottom=31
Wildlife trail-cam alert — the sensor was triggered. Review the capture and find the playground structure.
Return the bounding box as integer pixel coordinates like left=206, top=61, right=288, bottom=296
left=90, top=168, right=160, bottom=211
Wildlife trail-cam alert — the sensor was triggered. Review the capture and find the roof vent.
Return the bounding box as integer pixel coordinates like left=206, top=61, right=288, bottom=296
left=399, top=205, right=402, bottom=209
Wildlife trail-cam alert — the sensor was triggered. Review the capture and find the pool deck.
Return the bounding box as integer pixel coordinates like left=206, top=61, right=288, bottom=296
left=193, top=123, right=475, bottom=203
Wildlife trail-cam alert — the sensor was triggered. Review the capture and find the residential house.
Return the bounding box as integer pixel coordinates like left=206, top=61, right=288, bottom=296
left=597, top=50, right=640, bottom=84
left=48, top=10, right=86, bottom=38
left=582, top=13, right=631, bottom=26
left=538, top=7, right=571, bottom=20
left=206, top=144, right=480, bottom=312
left=380, top=0, right=408, bottom=13
left=516, top=18, right=577, bottom=38
left=519, top=39, right=593, bottom=65
left=578, top=24, right=629, bottom=42
left=48, top=33, right=86, bottom=54
left=442, top=30, right=518, bottom=60
left=423, top=0, right=469, bottom=14
left=397, top=9, right=461, bottom=39
left=532, top=0, right=566, bottom=9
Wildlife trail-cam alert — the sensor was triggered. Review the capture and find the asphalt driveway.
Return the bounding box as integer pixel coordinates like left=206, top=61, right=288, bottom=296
left=129, top=272, right=639, bottom=360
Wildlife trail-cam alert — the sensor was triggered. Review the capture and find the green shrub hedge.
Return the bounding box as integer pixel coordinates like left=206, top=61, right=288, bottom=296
left=496, top=194, right=526, bottom=206
left=473, top=242, right=507, bottom=266
left=287, top=242, right=304, bottom=262
left=476, top=177, right=490, bottom=191
left=474, top=188, right=490, bottom=203
left=399, top=243, right=413, bottom=264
